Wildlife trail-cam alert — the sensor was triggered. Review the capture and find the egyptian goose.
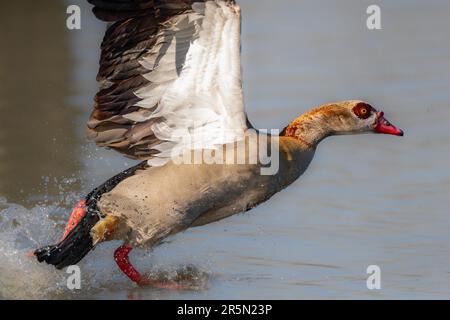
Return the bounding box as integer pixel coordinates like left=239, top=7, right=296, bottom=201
left=34, top=0, right=403, bottom=288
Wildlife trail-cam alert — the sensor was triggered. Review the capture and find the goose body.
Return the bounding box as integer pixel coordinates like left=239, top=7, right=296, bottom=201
left=98, top=136, right=313, bottom=247
left=34, top=0, right=403, bottom=287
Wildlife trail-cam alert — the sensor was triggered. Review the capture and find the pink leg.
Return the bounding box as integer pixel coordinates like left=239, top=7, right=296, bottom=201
left=114, top=245, right=144, bottom=284
left=61, top=200, right=87, bottom=241
left=114, top=245, right=192, bottom=290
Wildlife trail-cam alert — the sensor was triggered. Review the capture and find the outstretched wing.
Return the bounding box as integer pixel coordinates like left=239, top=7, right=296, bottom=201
left=86, top=0, right=248, bottom=166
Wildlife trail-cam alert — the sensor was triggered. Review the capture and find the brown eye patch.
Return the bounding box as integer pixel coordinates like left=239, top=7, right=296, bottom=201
left=353, top=103, right=373, bottom=119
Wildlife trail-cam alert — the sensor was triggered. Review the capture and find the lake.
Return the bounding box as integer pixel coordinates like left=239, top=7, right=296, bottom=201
left=0, top=0, right=449, bottom=299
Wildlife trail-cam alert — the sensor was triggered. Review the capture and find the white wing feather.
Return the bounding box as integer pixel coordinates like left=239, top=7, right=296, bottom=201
left=133, top=1, right=247, bottom=166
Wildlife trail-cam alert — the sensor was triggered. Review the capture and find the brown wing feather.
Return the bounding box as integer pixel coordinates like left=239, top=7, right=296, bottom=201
left=88, top=0, right=156, bottom=22
left=86, top=0, right=240, bottom=160
left=86, top=0, right=209, bottom=159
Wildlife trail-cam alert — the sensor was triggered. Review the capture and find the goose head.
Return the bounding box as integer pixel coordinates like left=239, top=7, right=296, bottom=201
left=282, top=100, right=404, bottom=148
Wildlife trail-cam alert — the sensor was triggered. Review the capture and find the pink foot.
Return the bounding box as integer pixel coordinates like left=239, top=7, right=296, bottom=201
left=114, top=245, right=194, bottom=290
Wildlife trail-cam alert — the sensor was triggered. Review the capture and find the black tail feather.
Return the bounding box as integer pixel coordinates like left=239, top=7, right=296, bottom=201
left=34, top=210, right=99, bottom=269
left=34, top=161, right=148, bottom=269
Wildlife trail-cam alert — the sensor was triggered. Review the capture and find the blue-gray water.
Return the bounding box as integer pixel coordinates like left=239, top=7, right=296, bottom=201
left=0, top=0, right=449, bottom=299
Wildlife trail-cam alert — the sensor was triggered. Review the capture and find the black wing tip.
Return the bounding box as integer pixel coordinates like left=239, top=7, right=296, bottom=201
left=34, top=236, right=95, bottom=270
left=34, top=245, right=67, bottom=269
left=88, top=0, right=156, bottom=22
left=34, top=245, right=56, bottom=262
left=34, top=161, right=148, bottom=270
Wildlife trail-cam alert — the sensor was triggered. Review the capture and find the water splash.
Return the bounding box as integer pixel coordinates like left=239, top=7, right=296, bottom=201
left=0, top=197, right=209, bottom=299
left=0, top=198, right=69, bottom=299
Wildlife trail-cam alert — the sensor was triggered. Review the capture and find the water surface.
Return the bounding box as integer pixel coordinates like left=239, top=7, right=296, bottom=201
left=1, top=0, right=450, bottom=299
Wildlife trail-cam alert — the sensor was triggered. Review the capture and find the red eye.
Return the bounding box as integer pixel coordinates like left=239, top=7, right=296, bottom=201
left=353, top=103, right=373, bottom=119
